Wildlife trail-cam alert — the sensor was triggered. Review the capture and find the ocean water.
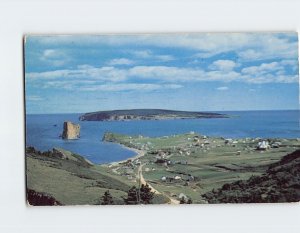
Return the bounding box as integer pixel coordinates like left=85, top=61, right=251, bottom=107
left=26, top=110, right=300, bottom=164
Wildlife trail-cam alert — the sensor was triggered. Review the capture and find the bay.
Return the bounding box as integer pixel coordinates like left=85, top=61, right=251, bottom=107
left=25, top=110, right=300, bottom=164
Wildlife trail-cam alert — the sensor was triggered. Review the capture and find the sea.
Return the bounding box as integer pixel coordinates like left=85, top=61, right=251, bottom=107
left=26, top=110, right=300, bottom=164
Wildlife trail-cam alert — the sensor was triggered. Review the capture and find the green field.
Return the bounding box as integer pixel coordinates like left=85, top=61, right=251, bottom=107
left=104, top=132, right=300, bottom=203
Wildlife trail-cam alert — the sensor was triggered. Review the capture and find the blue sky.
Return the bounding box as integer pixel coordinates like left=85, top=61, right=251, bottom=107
left=25, top=33, right=299, bottom=114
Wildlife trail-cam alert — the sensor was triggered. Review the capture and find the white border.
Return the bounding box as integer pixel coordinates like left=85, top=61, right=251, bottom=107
left=0, top=0, right=299, bottom=232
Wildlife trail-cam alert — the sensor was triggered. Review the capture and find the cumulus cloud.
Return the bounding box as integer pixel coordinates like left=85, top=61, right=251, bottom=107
left=237, top=49, right=263, bottom=60
left=26, top=58, right=299, bottom=93
left=240, top=60, right=298, bottom=83
left=241, top=62, right=283, bottom=75
left=209, top=60, right=238, bottom=71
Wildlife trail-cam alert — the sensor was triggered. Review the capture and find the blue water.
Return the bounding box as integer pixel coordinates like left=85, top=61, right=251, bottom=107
left=26, top=110, right=299, bottom=164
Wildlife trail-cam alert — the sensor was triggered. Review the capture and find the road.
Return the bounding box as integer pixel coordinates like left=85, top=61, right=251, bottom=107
left=137, top=164, right=180, bottom=205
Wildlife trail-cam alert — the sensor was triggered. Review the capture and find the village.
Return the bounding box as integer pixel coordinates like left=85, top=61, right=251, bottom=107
left=103, top=131, right=300, bottom=203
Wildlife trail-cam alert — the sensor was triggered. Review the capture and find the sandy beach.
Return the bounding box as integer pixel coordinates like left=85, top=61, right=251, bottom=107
left=107, top=144, right=146, bottom=166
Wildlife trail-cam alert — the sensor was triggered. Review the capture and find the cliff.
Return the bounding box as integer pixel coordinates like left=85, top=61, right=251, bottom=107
left=79, top=109, right=227, bottom=121
left=62, top=121, right=80, bottom=140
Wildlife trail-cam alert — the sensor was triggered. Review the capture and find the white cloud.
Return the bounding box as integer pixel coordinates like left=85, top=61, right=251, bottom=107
left=78, top=83, right=183, bottom=92
left=209, top=60, right=238, bottom=71
left=237, top=49, right=263, bottom=60
left=240, top=60, right=298, bottom=83
left=26, top=58, right=299, bottom=93
left=244, top=74, right=298, bottom=84
left=194, top=52, right=217, bottom=58
left=26, top=66, right=127, bottom=83
left=39, top=49, right=70, bottom=66
left=155, top=55, right=174, bottom=62
left=241, top=62, right=283, bottom=75
left=42, top=49, right=56, bottom=58
left=29, top=33, right=298, bottom=61
left=216, top=86, right=229, bottom=91
left=130, top=50, right=174, bottom=62
left=107, top=58, right=134, bottom=66
left=130, top=50, right=152, bottom=59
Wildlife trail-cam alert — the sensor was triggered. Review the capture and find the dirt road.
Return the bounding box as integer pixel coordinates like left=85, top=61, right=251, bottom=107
left=137, top=164, right=180, bottom=204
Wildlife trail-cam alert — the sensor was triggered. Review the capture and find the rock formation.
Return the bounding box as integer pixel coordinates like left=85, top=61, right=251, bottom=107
left=62, top=121, right=80, bottom=140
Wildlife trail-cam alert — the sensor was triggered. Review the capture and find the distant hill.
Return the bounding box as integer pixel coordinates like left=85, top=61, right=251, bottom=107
left=202, top=150, right=300, bottom=203
left=79, top=109, right=227, bottom=121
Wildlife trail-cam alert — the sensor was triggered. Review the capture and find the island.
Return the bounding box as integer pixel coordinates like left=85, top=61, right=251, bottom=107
left=79, top=109, right=228, bottom=121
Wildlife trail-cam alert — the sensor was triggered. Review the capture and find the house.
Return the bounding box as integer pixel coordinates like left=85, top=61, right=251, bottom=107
left=225, top=138, right=233, bottom=144
left=257, top=141, right=270, bottom=150
left=174, top=175, right=181, bottom=180
left=271, top=142, right=282, bottom=148
left=161, top=176, right=174, bottom=182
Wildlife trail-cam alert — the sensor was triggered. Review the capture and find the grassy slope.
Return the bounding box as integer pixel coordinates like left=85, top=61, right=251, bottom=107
left=26, top=149, right=132, bottom=205
left=26, top=148, right=168, bottom=205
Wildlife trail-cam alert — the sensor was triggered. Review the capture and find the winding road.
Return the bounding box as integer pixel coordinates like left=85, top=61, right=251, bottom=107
left=137, top=164, right=180, bottom=204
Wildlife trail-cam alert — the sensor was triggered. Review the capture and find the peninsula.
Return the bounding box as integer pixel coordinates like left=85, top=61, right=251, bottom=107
left=79, top=109, right=227, bottom=121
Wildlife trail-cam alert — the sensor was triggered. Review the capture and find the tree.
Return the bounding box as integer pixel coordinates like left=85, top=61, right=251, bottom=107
left=123, top=184, right=155, bottom=205
left=101, top=190, right=114, bottom=205
left=123, top=186, right=139, bottom=205
left=180, top=197, right=192, bottom=204
left=140, top=184, right=155, bottom=204
left=180, top=197, right=186, bottom=204
left=187, top=198, right=193, bottom=204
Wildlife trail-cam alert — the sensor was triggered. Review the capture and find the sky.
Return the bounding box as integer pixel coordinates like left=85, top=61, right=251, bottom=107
left=25, top=33, right=299, bottom=114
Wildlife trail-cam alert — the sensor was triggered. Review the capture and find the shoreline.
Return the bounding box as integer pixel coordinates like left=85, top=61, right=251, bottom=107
left=107, top=144, right=146, bottom=166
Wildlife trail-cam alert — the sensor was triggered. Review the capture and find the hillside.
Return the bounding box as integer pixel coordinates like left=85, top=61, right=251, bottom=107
left=202, top=150, right=300, bottom=203
left=102, top=132, right=300, bottom=203
left=79, top=109, right=227, bottom=121
left=26, top=147, right=168, bottom=205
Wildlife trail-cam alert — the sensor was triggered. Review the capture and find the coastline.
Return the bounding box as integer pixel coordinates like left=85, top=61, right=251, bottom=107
left=107, top=144, right=146, bottom=166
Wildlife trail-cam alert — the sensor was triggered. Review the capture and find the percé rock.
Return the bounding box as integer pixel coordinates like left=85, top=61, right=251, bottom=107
left=62, top=121, right=80, bottom=140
